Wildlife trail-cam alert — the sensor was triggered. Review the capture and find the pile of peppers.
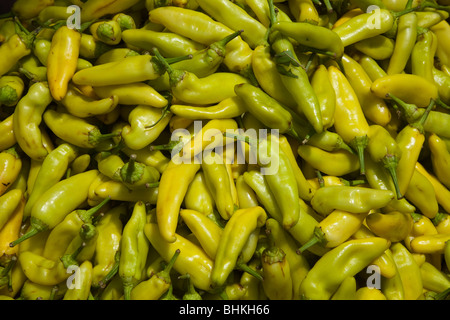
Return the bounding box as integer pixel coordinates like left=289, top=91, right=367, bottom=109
left=1, top=0, right=450, bottom=301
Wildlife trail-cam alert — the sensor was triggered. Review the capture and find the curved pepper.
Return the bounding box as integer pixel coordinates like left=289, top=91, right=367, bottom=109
left=170, top=96, right=247, bottom=120
left=331, top=276, right=357, bottom=300
left=0, top=115, right=16, bottom=152
left=122, top=104, right=173, bottom=150
left=47, top=25, right=80, bottom=101
left=366, top=211, right=414, bottom=243
left=366, top=124, right=402, bottom=199
left=0, top=192, right=24, bottom=265
left=180, top=209, right=223, bottom=260
left=415, top=162, right=450, bottom=214
left=310, top=185, right=395, bottom=216
left=0, top=189, right=22, bottom=232
left=420, top=261, right=450, bottom=294
left=10, top=169, right=100, bottom=247
left=94, top=180, right=159, bottom=204
left=332, top=9, right=395, bottom=47
left=429, top=133, right=450, bottom=188
left=341, top=54, right=392, bottom=127
left=404, top=169, right=439, bottom=219
left=0, top=75, right=24, bottom=107
left=195, top=0, right=267, bottom=49
left=211, top=206, right=267, bottom=287
left=0, top=147, right=22, bottom=197
left=122, top=28, right=205, bottom=58
left=144, top=222, right=214, bottom=292
left=43, top=109, right=120, bottom=149
left=299, top=209, right=369, bottom=253
left=156, top=159, right=200, bottom=243
left=410, top=233, right=450, bottom=254
left=299, top=237, right=391, bottom=300
left=80, top=0, right=141, bottom=23
left=251, top=43, right=296, bottom=108
left=411, top=28, right=438, bottom=84
left=271, top=20, right=344, bottom=60
left=148, top=6, right=253, bottom=74
left=72, top=54, right=169, bottom=87
left=310, top=65, right=336, bottom=131
left=387, top=12, right=417, bottom=75
left=297, top=145, right=360, bottom=176
left=13, top=81, right=53, bottom=161
left=234, top=83, right=301, bottom=141
left=93, top=82, right=168, bottom=108
left=390, top=242, right=423, bottom=300
left=130, top=249, right=180, bottom=300
left=63, top=260, right=93, bottom=300
left=261, top=245, right=292, bottom=300
left=353, top=35, right=395, bottom=61
left=201, top=152, right=236, bottom=221
left=24, top=142, right=79, bottom=218
left=119, top=201, right=150, bottom=300
left=328, top=65, right=369, bottom=175
left=60, top=84, right=119, bottom=118
left=371, top=73, right=439, bottom=108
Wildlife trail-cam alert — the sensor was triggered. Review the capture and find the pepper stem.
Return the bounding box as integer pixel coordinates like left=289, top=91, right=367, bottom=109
left=157, top=249, right=180, bottom=284
left=89, top=130, right=121, bottom=147
left=60, top=241, right=85, bottom=269
left=411, top=98, right=435, bottom=134
left=211, top=30, right=243, bottom=53
left=78, top=196, right=111, bottom=223
left=9, top=218, right=47, bottom=247
left=236, top=262, right=264, bottom=281
left=179, top=273, right=202, bottom=300
left=382, top=155, right=403, bottom=199
left=388, top=93, right=422, bottom=123
left=151, top=48, right=187, bottom=86
left=432, top=287, right=450, bottom=300
left=349, top=135, right=369, bottom=176
left=297, top=226, right=327, bottom=254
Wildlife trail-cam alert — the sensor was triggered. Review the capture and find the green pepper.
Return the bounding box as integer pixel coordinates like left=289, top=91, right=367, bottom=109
left=299, top=237, right=391, bottom=300
left=13, top=81, right=53, bottom=161
left=310, top=185, right=395, bottom=216
left=261, top=245, right=293, bottom=300
left=234, top=83, right=302, bottom=141
left=366, top=124, right=403, bottom=199
left=195, top=0, right=267, bottom=49
left=43, top=109, right=120, bottom=149
left=211, top=206, right=267, bottom=288
left=411, top=28, right=438, bottom=84
left=201, top=152, right=236, bottom=221
left=153, top=48, right=250, bottom=105
left=24, top=143, right=80, bottom=219
left=386, top=12, right=418, bottom=75
left=122, top=28, right=205, bottom=58
left=119, top=201, right=150, bottom=300
left=170, top=30, right=243, bottom=78
left=10, top=169, right=100, bottom=247
left=0, top=75, right=24, bottom=107
left=119, top=154, right=161, bottom=189
left=271, top=20, right=344, bottom=60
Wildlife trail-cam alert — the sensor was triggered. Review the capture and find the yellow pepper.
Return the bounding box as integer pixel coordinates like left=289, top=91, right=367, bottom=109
left=47, top=26, right=81, bottom=101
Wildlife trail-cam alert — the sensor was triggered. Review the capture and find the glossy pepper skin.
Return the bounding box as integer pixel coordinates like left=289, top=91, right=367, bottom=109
left=333, top=9, right=395, bottom=47
left=24, top=143, right=79, bottom=218
left=261, top=245, right=292, bottom=300
left=366, top=211, right=414, bottom=243
left=299, top=237, right=391, bottom=300
left=130, top=249, right=179, bottom=300
left=10, top=170, right=100, bottom=247
left=271, top=21, right=344, bottom=60
left=47, top=26, right=81, bottom=101
left=404, top=169, right=439, bottom=219
left=310, top=65, right=336, bottom=131
left=119, top=201, right=150, bottom=300
left=387, top=12, right=417, bottom=75
left=211, top=206, right=267, bottom=288
left=0, top=147, right=22, bottom=198
left=13, top=81, right=53, bottom=161
left=144, top=222, right=214, bottom=292
left=201, top=152, right=236, bottom=221
left=156, top=160, right=200, bottom=243
left=366, top=124, right=402, bottom=199
left=328, top=65, right=370, bottom=175
left=0, top=75, right=24, bottom=107
left=148, top=6, right=253, bottom=75
left=341, top=54, right=391, bottom=127
left=415, top=162, right=450, bottom=214
left=310, top=185, right=394, bottom=216
left=428, top=133, right=450, bottom=188
left=390, top=242, right=423, bottom=300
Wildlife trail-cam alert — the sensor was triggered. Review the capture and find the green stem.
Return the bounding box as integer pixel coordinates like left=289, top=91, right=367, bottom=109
left=316, top=170, right=325, bottom=188
left=349, top=135, right=369, bottom=176
left=236, top=262, right=263, bottom=281
left=297, top=226, right=327, bottom=254
left=98, top=251, right=120, bottom=288
left=9, top=217, right=47, bottom=247
left=179, top=273, right=202, bottom=300
left=60, top=241, right=85, bottom=269
left=78, top=196, right=111, bottom=223
left=382, top=155, right=403, bottom=200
